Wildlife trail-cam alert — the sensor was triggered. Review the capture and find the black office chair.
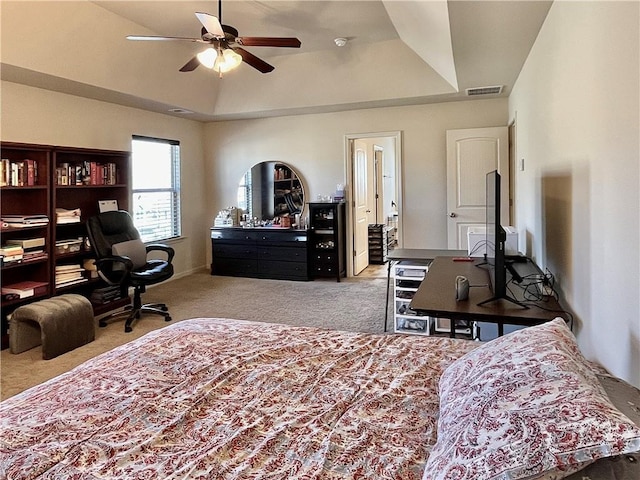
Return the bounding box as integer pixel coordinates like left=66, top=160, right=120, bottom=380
left=86, top=210, right=174, bottom=332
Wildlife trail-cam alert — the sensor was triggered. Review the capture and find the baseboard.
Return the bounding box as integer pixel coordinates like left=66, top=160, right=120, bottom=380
left=146, top=265, right=209, bottom=289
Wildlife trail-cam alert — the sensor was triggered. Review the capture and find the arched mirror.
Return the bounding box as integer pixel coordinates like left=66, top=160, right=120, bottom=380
left=237, top=161, right=305, bottom=222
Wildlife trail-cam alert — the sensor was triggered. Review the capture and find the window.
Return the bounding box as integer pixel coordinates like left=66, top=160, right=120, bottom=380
left=237, top=168, right=252, bottom=218
left=131, top=136, right=181, bottom=242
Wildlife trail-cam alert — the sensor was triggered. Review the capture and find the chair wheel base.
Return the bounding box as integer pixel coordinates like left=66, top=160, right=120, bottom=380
left=165, top=316, right=172, bottom=322
left=124, top=326, right=133, bottom=333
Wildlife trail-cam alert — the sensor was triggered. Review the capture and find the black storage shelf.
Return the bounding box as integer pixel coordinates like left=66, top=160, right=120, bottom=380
left=308, top=202, right=346, bottom=282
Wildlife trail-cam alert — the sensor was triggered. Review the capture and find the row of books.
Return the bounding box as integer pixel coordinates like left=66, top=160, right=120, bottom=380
left=55, top=263, right=88, bottom=288
left=1, top=209, right=83, bottom=228
left=0, top=237, right=47, bottom=265
left=1, top=280, right=48, bottom=300
left=0, top=158, right=39, bottom=187
left=0, top=244, right=24, bottom=264
left=56, top=207, right=82, bottom=224
left=55, top=161, right=119, bottom=186
left=90, top=285, right=123, bottom=305
left=1, top=214, right=49, bottom=229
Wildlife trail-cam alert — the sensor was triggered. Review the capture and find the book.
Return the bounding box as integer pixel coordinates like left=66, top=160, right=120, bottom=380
left=1, top=280, right=48, bottom=298
left=56, top=216, right=81, bottom=224
left=55, top=207, right=81, bottom=218
left=1, top=221, right=49, bottom=229
left=56, top=263, right=83, bottom=272
left=0, top=245, right=24, bottom=256
left=56, top=274, right=84, bottom=284
left=1, top=254, right=23, bottom=265
left=6, top=237, right=45, bottom=249
left=55, top=277, right=88, bottom=288
left=0, top=159, right=7, bottom=187
left=25, top=159, right=36, bottom=186
left=55, top=208, right=81, bottom=224
left=90, top=288, right=121, bottom=301
left=22, top=251, right=47, bottom=261
left=1, top=214, right=49, bottom=223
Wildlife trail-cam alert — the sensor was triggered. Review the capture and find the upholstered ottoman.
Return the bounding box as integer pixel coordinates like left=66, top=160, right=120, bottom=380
left=9, top=294, right=95, bottom=359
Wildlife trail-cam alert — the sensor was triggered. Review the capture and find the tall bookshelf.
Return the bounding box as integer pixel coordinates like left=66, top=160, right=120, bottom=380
left=1, top=142, right=131, bottom=348
left=273, top=162, right=303, bottom=217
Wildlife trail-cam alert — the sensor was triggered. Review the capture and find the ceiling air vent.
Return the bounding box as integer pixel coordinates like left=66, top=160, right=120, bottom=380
left=168, top=108, right=193, bottom=114
left=465, top=85, right=503, bottom=96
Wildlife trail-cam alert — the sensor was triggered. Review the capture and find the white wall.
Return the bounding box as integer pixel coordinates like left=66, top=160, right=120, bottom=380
left=509, top=1, right=640, bottom=387
left=203, top=98, right=507, bottom=257
left=1, top=81, right=208, bottom=277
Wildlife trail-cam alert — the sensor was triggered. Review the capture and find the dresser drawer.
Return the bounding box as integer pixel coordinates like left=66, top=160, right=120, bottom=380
left=256, top=231, right=307, bottom=245
left=312, top=264, right=338, bottom=276
left=312, top=252, right=336, bottom=263
left=213, top=243, right=257, bottom=259
left=212, top=257, right=258, bottom=276
left=258, top=245, right=307, bottom=262
left=211, top=229, right=257, bottom=242
left=259, top=260, right=308, bottom=280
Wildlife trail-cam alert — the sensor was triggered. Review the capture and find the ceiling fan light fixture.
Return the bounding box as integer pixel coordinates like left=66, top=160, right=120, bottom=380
left=197, top=47, right=218, bottom=69
left=214, top=47, right=242, bottom=74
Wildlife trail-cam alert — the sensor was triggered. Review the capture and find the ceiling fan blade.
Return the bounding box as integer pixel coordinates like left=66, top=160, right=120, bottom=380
left=195, top=12, right=225, bottom=38
left=234, top=47, right=275, bottom=73
left=127, top=35, right=205, bottom=43
left=179, top=56, right=200, bottom=72
left=236, top=37, right=301, bottom=48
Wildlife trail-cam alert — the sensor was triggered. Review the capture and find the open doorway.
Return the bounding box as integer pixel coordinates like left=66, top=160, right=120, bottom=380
left=344, top=131, right=403, bottom=277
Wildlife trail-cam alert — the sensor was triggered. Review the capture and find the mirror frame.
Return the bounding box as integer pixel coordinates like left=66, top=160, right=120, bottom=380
left=237, top=161, right=305, bottom=222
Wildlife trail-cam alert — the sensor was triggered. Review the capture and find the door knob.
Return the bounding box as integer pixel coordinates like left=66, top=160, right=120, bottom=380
left=449, top=212, right=457, bottom=218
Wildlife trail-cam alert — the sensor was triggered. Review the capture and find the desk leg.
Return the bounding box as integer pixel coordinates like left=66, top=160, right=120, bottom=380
left=498, top=323, right=504, bottom=337
left=450, top=319, right=455, bottom=338
left=384, top=261, right=392, bottom=332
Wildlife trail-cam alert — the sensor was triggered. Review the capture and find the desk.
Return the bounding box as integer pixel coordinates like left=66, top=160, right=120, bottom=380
left=409, top=256, right=565, bottom=337
left=384, top=249, right=466, bottom=331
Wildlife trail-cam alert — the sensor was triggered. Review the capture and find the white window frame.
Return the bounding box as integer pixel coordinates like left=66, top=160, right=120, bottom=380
left=131, top=135, right=181, bottom=242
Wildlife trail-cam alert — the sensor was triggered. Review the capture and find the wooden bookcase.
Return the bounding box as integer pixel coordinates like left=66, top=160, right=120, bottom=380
left=1, top=142, right=131, bottom=348
left=273, top=163, right=303, bottom=217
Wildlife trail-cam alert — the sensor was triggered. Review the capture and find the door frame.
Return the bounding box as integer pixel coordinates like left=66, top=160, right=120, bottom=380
left=344, top=131, right=403, bottom=277
left=373, top=145, right=384, bottom=223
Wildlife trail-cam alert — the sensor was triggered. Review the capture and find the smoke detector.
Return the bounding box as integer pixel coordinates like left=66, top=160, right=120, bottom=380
left=334, top=37, right=348, bottom=47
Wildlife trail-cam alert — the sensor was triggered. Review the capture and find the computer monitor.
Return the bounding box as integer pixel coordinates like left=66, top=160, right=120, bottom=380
left=486, top=170, right=506, bottom=297
left=478, top=170, right=526, bottom=308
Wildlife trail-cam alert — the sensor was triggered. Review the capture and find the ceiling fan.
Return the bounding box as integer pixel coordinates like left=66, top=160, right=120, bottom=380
left=126, top=1, right=301, bottom=75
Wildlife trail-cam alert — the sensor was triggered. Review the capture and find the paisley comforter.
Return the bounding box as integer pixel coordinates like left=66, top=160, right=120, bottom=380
left=0, top=318, right=478, bottom=479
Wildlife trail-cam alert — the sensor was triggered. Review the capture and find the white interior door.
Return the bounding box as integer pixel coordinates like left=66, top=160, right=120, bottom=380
left=353, top=139, right=369, bottom=274
left=446, top=127, right=509, bottom=250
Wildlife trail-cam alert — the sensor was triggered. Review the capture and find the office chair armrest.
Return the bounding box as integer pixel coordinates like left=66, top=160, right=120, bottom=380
left=94, top=255, right=134, bottom=286
left=145, top=244, right=175, bottom=263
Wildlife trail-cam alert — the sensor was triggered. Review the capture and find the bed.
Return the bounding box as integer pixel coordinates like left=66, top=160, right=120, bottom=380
left=1, top=317, right=639, bottom=480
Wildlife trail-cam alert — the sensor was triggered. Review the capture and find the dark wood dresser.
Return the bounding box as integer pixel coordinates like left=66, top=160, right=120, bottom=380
left=210, top=227, right=309, bottom=281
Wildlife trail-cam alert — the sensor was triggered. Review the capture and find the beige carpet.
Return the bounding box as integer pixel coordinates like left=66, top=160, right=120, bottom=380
left=1, top=269, right=393, bottom=400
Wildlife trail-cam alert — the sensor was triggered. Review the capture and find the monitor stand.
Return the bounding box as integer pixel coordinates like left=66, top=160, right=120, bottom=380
left=477, top=294, right=529, bottom=309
